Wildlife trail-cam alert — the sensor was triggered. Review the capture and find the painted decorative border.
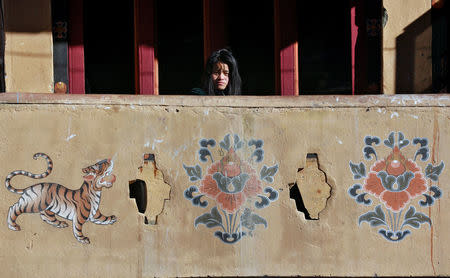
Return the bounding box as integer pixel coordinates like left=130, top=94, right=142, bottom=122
left=348, top=132, right=444, bottom=242
left=183, top=134, right=279, bottom=244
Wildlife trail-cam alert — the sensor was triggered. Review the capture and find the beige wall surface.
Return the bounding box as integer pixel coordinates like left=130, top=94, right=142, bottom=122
left=383, top=0, right=432, bottom=94
left=0, top=94, right=450, bottom=277
left=3, top=0, right=54, bottom=93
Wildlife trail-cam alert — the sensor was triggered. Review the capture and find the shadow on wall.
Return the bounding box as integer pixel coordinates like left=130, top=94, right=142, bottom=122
left=395, top=4, right=448, bottom=94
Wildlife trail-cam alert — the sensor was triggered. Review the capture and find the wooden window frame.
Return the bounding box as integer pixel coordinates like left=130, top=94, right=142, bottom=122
left=65, top=0, right=369, bottom=96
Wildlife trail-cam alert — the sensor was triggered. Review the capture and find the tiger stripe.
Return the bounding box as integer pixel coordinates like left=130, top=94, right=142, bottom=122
left=6, top=154, right=116, bottom=244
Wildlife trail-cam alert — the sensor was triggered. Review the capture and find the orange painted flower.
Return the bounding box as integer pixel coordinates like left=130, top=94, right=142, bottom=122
left=363, top=147, right=427, bottom=212
left=199, top=148, right=262, bottom=213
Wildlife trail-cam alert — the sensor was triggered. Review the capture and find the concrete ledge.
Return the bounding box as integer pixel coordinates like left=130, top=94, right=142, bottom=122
left=1, top=92, right=450, bottom=107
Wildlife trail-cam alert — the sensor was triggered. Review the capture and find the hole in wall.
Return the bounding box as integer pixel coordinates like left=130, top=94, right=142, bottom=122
left=289, top=181, right=313, bottom=220
left=129, top=179, right=147, bottom=214
left=306, top=153, right=318, bottom=160
left=289, top=153, right=331, bottom=220
left=129, top=153, right=171, bottom=225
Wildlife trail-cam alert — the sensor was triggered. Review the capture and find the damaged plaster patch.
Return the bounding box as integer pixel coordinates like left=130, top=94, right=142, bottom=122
left=129, top=154, right=171, bottom=225
left=390, top=112, right=399, bottom=119
left=65, top=118, right=76, bottom=141
left=152, top=139, right=164, bottom=150
left=290, top=154, right=331, bottom=220
left=66, top=134, right=76, bottom=141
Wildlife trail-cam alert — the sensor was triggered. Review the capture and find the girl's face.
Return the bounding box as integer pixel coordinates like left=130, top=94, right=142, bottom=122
left=212, top=62, right=229, bottom=91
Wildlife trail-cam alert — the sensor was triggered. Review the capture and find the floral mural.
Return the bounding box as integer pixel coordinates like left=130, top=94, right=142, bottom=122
left=348, top=132, right=444, bottom=242
left=183, top=134, right=279, bottom=244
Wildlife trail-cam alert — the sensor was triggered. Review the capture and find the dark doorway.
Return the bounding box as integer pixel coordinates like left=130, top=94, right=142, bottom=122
left=157, top=0, right=203, bottom=95
left=298, top=1, right=352, bottom=94
left=83, top=1, right=135, bottom=94
left=228, top=0, right=275, bottom=95
left=0, top=0, right=5, bottom=92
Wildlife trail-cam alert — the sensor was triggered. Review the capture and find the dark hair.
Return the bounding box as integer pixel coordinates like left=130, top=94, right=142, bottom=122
left=202, top=48, right=241, bottom=95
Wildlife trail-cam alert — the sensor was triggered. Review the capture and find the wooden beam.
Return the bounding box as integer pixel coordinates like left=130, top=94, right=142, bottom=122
left=134, top=0, right=158, bottom=95
left=68, top=0, right=85, bottom=94
left=274, top=0, right=298, bottom=96
left=203, top=0, right=228, bottom=63
left=52, top=0, right=69, bottom=94
left=0, top=0, right=5, bottom=92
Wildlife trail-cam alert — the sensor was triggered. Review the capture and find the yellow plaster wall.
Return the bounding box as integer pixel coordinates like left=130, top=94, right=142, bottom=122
left=3, top=0, right=54, bottom=93
left=383, top=0, right=432, bottom=94
left=0, top=94, right=449, bottom=277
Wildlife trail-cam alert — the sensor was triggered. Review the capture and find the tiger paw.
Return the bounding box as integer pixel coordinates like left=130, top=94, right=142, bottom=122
left=8, top=224, right=20, bottom=231
left=109, top=215, right=117, bottom=224
left=57, top=221, right=68, bottom=228
left=77, top=236, right=90, bottom=244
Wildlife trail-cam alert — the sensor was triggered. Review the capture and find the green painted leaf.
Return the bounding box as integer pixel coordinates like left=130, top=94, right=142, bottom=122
left=349, top=161, right=366, bottom=179
left=183, top=164, right=202, bottom=181
left=425, top=162, right=445, bottom=181
left=240, top=208, right=268, bottom=230
left=220, top=134, right=231, bottom=151
left=194, top=207, right=223, bottom=228
left=359, top=205, right=386, bottom=227
left=403, top=206, right=432, bottom=228
left=384, top=132, right=395, bottom=148
left=260, top=165, right=278, bottom=183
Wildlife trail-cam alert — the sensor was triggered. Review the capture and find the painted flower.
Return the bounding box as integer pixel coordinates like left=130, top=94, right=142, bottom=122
left=199, top=148, right=262, bottom=213
left=363, top=146, right=427, bottom=212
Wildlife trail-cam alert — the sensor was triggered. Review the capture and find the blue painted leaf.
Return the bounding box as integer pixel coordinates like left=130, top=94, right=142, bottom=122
left=199, top=138, right=216, bottom=148
left=358, top=205, right=386, bottom=227
left=183, top=164, right=202, bottom=181
left=214, top=231, right=245, bottom=244
left=192, top=195, right=208, bottom=207
left=430, top=185, right=442, bottom=199
left=240, top=208, right=267, bottom=230
left=363, top=146, right=377, bottom=160
left=414, top=147, right=429, bottom=161
left=194, top=207, right=222, bottom=228
left=348, top=184, right=362, bottom=198
left=425, top=162, right=445, bottom=181
left=184, top=186, right=198, bottom=200
left=255, top=195, right=270, bottom=209
left=398, top=132, right=409, bottom=149
left=248, top=139, right=263, bottom=149
left=396, top=172, right=414, bottom=191
left=413, top=137, right=428, bottom=147
left=219, top=134, right=231, bottom=151
left=199, top=148, right=212, bottom=162
left=264, top=187, right=279, bottom=201
left=364, top=136, right=380, bottom=146
left=260, top=164, right=278, bottom=183
left=403, top=206, right=431, bottom=228
left=356, top=193, right=372, bottom=205
left=251, top=149, right=264, bottom=163
left=384, top=132, right=395, bottom=148
left=233, top=134, right=244, bottom=150
left=379, top=229, right=411, bottom=242
left=231, top=174, right=250, bottom=193
left=349, top=161, right=366, bottom=179
left=419, top=194, right=434, bottom=207
left=377, top=171, right=395, bottom=191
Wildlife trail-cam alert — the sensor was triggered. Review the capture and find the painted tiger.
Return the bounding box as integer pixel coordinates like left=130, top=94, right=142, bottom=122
left=5, top=153, right=117, bottom=244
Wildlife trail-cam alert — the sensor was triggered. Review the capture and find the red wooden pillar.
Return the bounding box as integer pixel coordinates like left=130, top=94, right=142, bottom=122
left=274, top=0, right=298, bottom=96
left=350, top=0, right=368, bottom=95
left=134, top=0, right=158, bottom=95
left=203, top=0, right=228, bottom=63
left=68, top=0, right=85, bottom=94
